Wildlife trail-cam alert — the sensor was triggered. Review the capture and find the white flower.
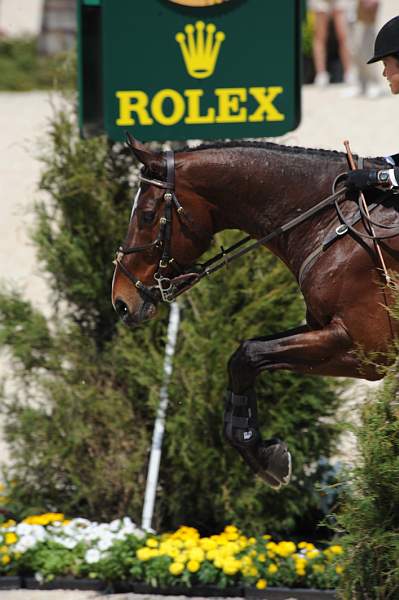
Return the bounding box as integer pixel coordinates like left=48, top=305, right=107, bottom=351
left=70, top=518, right=91, bottom=529
left=109, top=519, right=121, bottom=532
left=14, top=534, right=37, bottom=553
left=32, top=526, right=47, bottom=542
left=85, top=548, right=102, bottom=564
left=59, top=537, right=77, bottom=549
left=16, top=523, right=33, bottom=536
left=98, top=537, right=113, bottom=551
left=133, top=527, right=145, bottom=539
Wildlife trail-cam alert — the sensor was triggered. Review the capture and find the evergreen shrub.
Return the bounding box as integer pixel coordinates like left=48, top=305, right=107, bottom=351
left=337, top=326, right=399, bottom=599
left=0, top=101, right=342, bottom=536
left=0, top=37, right=75, bottom=91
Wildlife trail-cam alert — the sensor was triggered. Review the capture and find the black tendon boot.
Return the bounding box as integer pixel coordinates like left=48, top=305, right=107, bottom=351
left=224, top=389, right=292, bottom=489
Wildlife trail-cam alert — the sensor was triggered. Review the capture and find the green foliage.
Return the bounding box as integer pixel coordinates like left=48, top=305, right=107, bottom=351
left=0, top=291, right=51, bottom=371
left=20, top=541, right=88, bottom=581
left=0, top=37, right=75, bottom=91
left=0, top=104, right=166, bottom=520
left=336, top=367, right=399, bottom=599
left=0, top=100, right=341, bottom=536
left=95, top=536, right=144, bottom=582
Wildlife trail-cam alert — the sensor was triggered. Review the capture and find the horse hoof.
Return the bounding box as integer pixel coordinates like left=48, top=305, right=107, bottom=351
left=257, top=440, right=292, bottom=489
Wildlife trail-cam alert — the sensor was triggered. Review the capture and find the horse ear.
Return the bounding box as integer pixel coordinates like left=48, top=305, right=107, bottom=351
left=126, top=133, right=165, bottom=178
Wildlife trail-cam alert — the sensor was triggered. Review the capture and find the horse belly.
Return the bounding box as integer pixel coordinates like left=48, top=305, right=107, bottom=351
left=301, top=242, right=398, bottom=356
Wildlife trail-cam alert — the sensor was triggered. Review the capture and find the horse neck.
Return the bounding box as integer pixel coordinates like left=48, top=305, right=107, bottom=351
left=180, top=146, right=356, bottom=276
left=182, top=147, right=347, bottom=235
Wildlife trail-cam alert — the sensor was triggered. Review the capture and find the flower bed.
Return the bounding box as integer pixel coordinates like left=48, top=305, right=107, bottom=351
left=0, top=514, right=342, bottom=594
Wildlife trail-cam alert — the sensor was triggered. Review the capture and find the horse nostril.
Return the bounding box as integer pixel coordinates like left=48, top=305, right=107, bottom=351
left=114, top=299, right=130, bottom=321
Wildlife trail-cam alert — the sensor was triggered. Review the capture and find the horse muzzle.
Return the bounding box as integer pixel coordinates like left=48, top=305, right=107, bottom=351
left=114, top=296, right=159, bottom=327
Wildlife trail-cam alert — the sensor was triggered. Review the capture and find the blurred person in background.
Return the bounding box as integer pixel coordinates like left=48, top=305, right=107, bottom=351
left=350, top=0, right=383, bottom=97
left=309, top=0, right=355, bottom=87
left=345, top=16, right=399, bottom=189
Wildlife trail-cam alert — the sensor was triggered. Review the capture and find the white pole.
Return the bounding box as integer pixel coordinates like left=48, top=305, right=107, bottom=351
left=141, top=301, right=181, bottom=532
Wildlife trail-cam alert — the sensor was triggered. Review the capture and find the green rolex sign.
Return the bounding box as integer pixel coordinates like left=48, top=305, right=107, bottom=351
left=78, top=0, right=301, bottom=141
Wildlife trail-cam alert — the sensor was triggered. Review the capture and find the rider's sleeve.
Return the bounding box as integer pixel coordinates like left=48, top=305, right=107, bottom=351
left=385, top=153, right=399, bottom=166
left=387, top=168, right=399, bottom=188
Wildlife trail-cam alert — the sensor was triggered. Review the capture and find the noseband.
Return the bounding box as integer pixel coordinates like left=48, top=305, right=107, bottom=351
left=114, top=150, right=202, bottom=303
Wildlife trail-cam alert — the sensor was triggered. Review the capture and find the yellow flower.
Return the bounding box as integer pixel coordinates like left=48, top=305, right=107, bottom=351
left=266, top=541, right=277, bottom=557
left=5, top=533, right=17, bottom=545
left=336, top=565, right=344, bottom=574
left=136, top=547, right=153, bottom=561
left=200, top=538, right=217, bottom=551
left=268, top=563, right=278, bottom=574
left=241, top=556, right=253, bottom=567
left=0, top=545, right=8, bottom=553
left=169, top=562, right=184, bottom=575
left=175, top=553, right=187, bottom=564
left=187, top=559, right=200, bottom=573
left=257, top=553, right=266, bottom=562
left=146, top=538, right=158, bottom=548
left=1, top=555, right=10, bottom=565
left=23, top=513, right=64, bottom=526
left=276, top=541, right=296, bottom=557
left=329, top=545, right=343, bottom=555
left=222, top=557, right=241, bottom=576
left=0, top=520, right=15, bottom=529
left=256, top=579, right=267, bottom=590
left=189, top=547, right=205, bottom=562
left=295, top=556, right=307, bottom=577
left=224, top=526, right=239, bottom=539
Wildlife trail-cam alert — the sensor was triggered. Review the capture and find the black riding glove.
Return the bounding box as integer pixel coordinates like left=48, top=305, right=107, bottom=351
left=345, top=168, right=399, bottom=191
left=345, top=169, right=378, bottom=190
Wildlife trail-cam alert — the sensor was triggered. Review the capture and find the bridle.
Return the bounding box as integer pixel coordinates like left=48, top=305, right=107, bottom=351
left=114, top=149, right=203, bottom=303
left=114, top=142, right=398, bottom=305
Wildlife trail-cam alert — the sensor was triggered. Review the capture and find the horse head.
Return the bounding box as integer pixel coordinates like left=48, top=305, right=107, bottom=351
left=112, top=136, right=215, bottom=327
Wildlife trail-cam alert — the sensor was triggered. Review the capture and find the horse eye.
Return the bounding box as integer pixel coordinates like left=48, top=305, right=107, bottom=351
left=141, top=211, right=156, bottom=225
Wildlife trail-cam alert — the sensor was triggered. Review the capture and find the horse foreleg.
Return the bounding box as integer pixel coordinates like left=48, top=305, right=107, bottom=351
left=224, top=317, right=381, bottom=488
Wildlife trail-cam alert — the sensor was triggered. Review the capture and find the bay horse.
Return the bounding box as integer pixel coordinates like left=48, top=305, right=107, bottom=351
left=111, top=137, right=399, bottom=489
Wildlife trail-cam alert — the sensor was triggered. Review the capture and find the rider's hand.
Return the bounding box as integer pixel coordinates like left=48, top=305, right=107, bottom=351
left=345, top=169, right=379, bottom=190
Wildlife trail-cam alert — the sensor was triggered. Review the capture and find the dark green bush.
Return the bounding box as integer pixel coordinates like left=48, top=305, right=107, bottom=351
left=0, top=37, right=75, bottom=91
left=337, top=352, right=399, bottom=599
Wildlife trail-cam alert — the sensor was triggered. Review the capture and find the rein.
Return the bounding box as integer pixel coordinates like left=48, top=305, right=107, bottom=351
left=115, top=146, right=398, bottom=304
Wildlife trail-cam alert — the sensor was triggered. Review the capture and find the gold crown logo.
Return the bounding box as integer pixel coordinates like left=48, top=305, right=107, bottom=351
left=175, top=21, right=225, bottom=79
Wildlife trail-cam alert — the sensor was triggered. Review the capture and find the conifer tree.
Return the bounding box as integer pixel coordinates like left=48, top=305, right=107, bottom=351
left=0, top=102, right=341, bottom=535
left=337, top=353, right=399, bottom=599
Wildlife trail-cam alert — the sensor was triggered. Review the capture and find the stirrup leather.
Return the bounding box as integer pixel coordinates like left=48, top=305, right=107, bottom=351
left=224, top=389, right=260, bottom=447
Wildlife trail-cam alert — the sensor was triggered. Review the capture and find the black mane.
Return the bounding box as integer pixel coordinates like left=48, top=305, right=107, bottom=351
left=179, top=139, right=385, bottom=163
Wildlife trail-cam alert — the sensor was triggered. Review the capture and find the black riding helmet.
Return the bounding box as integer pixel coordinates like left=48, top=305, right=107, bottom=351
left=368, top=15, right=399, bottom=64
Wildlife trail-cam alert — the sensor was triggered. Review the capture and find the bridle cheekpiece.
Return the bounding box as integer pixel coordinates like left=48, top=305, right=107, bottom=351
left=114, top=148, right=201, bottom=303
